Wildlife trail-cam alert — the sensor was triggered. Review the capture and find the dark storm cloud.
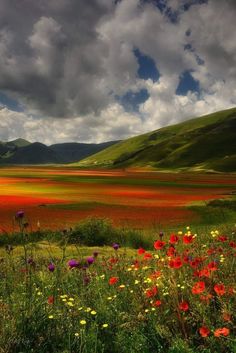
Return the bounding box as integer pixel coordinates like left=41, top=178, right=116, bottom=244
left=0, top=0, right=114, bottom=117
left=0, top=0, right=236, bottom=144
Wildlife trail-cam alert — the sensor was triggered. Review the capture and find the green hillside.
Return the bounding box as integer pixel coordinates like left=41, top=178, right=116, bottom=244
left=74, top=107, right=236, bottom=172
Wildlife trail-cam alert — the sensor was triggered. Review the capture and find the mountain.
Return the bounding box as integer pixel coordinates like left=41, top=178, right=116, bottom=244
left=50, top=141, right=117, bottom=163
left=0, top=139, right=118, bottom=164
left=74, top=107, right=236, bottom=172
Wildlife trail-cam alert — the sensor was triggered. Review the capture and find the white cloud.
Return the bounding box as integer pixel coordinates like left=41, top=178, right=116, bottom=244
left=0, top=0, right=236, bottom=144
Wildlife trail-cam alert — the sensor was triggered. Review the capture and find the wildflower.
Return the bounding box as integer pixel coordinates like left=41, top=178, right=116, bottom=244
left=143, top=252, right=152, bottom=260
left=102, top=323, right=108, bottom=328
left=91, top=310, right=97, bottom=315
left=47, top=296, right=54, bottom=305
left=169, top=234, right=179, bottom=244
left=48, top=315, right=54, bottom=319
left=75, top=333, right=79, bottom=337
left=112, top=243, right=120, bottom=251
left=109, top=277, right=119, bottom=285
left=48, top=263, right=55, bottom=272
left=68, top=259, right=79, bottom=269
left=80, top=320, right=86, bottom=325
left=179, top=301, right=189, bottom=312
left=153, top=299, right=162, bottom=307
left=166, top=246, right=176, bottom=257
left=192, top=281, right=205, bottom=294
left=93, top=251, right=99, bottom=258
left=87, top=256, right=95, bottom=265
left=183, top=235, right=193, bottom=244
left=15, top=210, right=24, bottom=219
left=199, top=326, right=210, bottom=337
left=214, top=283, right=225, bottom=296
left=145, top=286, right=158, bottom=298
left=137, top=248, right=146, bottom=255
left=169, top=257, right=183, bottom=269
left=214, top=327, right=230, bottom=337
left=154, top=240, right=165, bottom=250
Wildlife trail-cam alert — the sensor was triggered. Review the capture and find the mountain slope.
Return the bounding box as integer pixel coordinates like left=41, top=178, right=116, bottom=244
left=0, top=140, right=118, bottom=164
left=74, top=107, right=236, bottom=172
left=50, top=141, right=118, bottom=163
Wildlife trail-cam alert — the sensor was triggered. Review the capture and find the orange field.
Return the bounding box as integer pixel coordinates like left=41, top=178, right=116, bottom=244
left=0, top=166, right=235, bottom=231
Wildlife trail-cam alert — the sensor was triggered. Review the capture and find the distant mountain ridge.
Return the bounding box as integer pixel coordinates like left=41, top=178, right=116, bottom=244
left=0, top=139, right=118, bottom=165
left=73, top=107, right=236, bottom=172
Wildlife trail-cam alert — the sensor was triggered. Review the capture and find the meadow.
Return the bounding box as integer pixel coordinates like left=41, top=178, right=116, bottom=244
left=1, top=166, right=236, bottom=232
left=0, top=167, right=235, bottom=352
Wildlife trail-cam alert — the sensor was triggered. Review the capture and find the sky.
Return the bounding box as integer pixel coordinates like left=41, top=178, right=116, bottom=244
left=0, top=0, right=236, bottom=144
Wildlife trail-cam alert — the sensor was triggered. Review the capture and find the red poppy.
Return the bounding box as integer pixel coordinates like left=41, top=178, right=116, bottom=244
left=109, top=277, right=119, bottom=285
left=143, top=252, right=152, bottom=260
left=222, top=312, right=232, bottom=322
left=214, top=327, right=230, bottom=337
left=47, top=296, right=54, bottom=305
left=192, top=281, right=205, bottom=294
left=166, top=246, right=176, bottom=257
left=145, top=286, right=158, bottom=298
left=183, top=235, right=193, bottom=244
left=200, top=293, right=213, bottom=302
left=198, top=268, right=211, bottom=278
left=153, top=299, right=162, bottom=307
left=137, top=248, right=146, bottom=255
left=229, top=241, right=236, bottom=248
left=169, top=257, right=183, bottom=269
left=218, top=236, right=228, bottom=242
left=199, top=326, right=210, bottom=337
left=149, top=271, right=161, bottom=280
left=154, top=240, right=165, bottom=250
left=109, top=257, right=118, bottom=264
left=169, top=234, right=179, bottom=244
left=207, top=261, right=218, bottom=271
left=179, top=301, right=189, bottom=312
left=214, top=283, right=225, bottom=296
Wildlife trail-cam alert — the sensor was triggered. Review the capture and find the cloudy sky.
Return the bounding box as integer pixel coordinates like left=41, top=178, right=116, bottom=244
left=0, top=0, right=236, bottom=144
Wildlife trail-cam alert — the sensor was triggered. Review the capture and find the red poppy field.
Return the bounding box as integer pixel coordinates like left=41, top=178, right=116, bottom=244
left=0, top=166, right=236, bottom=232
left=0, top=167, right=236, bottom=352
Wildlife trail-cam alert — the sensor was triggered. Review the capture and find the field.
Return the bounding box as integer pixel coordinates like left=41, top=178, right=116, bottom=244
left=0, top=166, right=236, bottom=232
left=0, top=167, right=236, bottom=352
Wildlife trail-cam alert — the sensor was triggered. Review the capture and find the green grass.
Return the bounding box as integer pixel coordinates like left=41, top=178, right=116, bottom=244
left=0, top=216, right=235, bottom=353
left=73, top=107, right=236, bottom=172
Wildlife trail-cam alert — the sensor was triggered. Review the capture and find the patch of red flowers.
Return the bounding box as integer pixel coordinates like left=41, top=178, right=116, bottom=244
left=214, top=283, right=225, bottom=296
left=154, top=240, right=165, bottom=250
left=47, top=296, right=54, bottom=304
left=146, top=286, right=158, bottom=298
left=179, top=301, right=189, bottom=312
left=153, top=299, right=162, bottom=307
left=109, top=277, right=119, bottom=285
left=169, top=257, right=183, bottom=269
left=214, top=327, right=230, bottom=337
left=169, top=234, right=179, bottom=244
left=199, top=326, right=210, bottom=337
left=192, top=281, right=205, bottom=294
left=137, top=248, right=146, bottom=255
left=183, top=235, right=194, bottom=244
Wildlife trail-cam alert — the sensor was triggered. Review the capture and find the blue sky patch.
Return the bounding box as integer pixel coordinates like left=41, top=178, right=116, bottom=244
left=134, top=48, right=160, bottom=82
left=0, top=92, right=24, bottom=112
left=176, top=71, right=200, bottom=95
left=117, top=89, right=149, bottom=112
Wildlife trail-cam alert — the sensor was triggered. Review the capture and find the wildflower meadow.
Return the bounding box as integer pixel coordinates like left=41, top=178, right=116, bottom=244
left=0, top=211, right=235, bottom=353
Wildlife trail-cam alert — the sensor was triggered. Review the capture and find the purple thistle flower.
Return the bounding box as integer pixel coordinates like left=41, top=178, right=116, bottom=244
left=16, top=210, right=24, bottom=219
left=112, top=243, right=120, bottom=251
left=48, top=263, right=55, bottom=272
left=87, top=256, right=95, bottom=265
left=68, top=259, right=79, bottom=269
